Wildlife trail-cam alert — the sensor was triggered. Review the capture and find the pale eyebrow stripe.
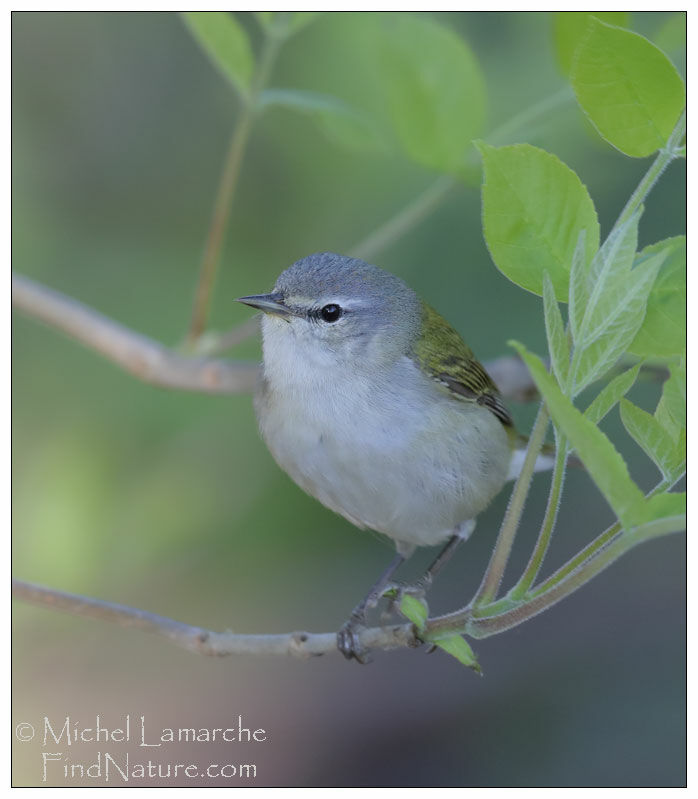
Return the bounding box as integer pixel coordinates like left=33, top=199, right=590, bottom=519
left=284, top=295, right=367, bottom=311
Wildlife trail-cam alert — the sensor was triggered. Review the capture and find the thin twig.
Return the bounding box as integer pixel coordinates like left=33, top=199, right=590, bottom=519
left=12, top=579, right=416, bottom=659
left=350, top=176, right=457, bottom=262
left=186, top=19, right=288, bottom=345
left=187, top=113, right=254, bottom=344
left=615, top=109, right=686, bottom=230
left=12, top=274, right=259, bottom=394
left=190, top=316, right=260, bottom=357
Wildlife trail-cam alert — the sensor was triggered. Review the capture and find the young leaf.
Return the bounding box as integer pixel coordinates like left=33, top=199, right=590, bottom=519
left=586, top=207, right=640, bottom=294
left=571, top=17, right=686, bottom=158
left=569, top=209, right=665, bottom=395
left=542, top=271, right=569, bottom=389
left=628, top=237, right=686, bottom=358
left=584, top=363, right=641, bottom=426
left=567, top=230, right=589, bottom=342
left=429, top=634, right=482, bottom=674
left=376, top=14, right=486, bottom=172
left=620, top=399, right=685, bottom=483
left=258, top=89, right=384, bottom=151
left=399, top=594, right=429, bottom=634
left=641, top=491, right=686, bottom=523
left=511, top=342, right=647, bottom=529
left=183, top=12, right=254, bottom=98
left=478, top=143, right=599, bottom=301
left=553, top=11, right=630, bottom=75
left=571, top=248, right=664, bottom=395
left=655, top=358, right=686, bottom=442
left=570, top=210, right=641, bottom=358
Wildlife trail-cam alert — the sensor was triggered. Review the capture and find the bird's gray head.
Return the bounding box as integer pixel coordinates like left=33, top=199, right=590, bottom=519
left=238, top=252, right=422, bottom=370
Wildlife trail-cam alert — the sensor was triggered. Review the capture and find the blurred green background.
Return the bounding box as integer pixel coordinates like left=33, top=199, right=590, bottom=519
left=13, top=11, right=685, bottom=787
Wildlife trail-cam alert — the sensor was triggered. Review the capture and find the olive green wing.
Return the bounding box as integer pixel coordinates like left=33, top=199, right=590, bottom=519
left=414, top=303, right=513, bottom=428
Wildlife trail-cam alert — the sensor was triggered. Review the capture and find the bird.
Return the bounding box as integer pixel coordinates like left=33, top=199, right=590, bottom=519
left=238, top=252, right=539, bottom=661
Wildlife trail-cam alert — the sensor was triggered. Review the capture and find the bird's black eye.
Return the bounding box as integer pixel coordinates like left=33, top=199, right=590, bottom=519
left=319, top=304, right=342, bottom=323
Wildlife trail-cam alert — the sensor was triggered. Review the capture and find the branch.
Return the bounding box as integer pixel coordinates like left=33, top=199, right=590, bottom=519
left=12, top=274, right=259, bottom=394
left=12, top=579, right=416, bottom=659
left=12, top=273, right=542, bottom=402
left=350, top=176, right=457, bottom=262
left=186, top=18, right=288, bottom=344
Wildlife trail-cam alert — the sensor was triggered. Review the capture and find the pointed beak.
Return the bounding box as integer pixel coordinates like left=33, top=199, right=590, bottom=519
left=236, top=292, right=292, bottom=318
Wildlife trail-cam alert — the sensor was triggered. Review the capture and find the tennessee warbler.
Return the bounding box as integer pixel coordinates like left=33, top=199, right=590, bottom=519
left=238, top=252, right=541, bottom=661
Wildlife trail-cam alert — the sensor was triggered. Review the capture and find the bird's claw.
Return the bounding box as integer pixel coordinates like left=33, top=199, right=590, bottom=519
left=336, top=616, right=371, bottom=664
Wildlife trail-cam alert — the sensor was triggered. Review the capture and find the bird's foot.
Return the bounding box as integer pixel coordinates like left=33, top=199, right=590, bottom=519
left=336, top=614, right=371, bottom=664
left=383, top=576, right=431, bottom=618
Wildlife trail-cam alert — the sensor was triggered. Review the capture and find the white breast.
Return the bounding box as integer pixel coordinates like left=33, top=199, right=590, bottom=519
left=255, top=314, right=511, bottom=555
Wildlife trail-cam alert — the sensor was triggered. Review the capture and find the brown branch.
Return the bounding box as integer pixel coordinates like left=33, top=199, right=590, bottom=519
left=12, top=274, right=259, bottom=394
left=12, top=579, right=416, bottom=659
left=13, top=272, right=545, bottom=401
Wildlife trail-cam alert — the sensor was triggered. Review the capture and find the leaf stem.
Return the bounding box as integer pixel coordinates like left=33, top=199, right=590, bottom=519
left=464, top=514, right=684, bottom=638
left=508, top=430, right=568, bottom=600
left=528, top=477, right=671, bottom=598
left=186, top=20, right=288, bottom=345
left=485, top=86, right=575, bottom=147
left=426, top=481, right=684, bottom=640
left=615, top=109, right=686, bottom=230
left=471, top=403, right=550, bottom=607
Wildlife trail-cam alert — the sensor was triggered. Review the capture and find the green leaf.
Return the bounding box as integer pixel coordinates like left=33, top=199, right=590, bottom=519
left=376, top=14, right=486, bottom=172
left=568, top=230, right=589, bottom=341
left=429, top=634, right=481, bottom=673
left=183, top=12, right=254, bottom=97
left=620, top=399, right=685, bottom=483
left=571, top=17, right=686, bottom=157
left=584, top=363, right=641, bottom=426
left=542, top=271, right=569, bottom=389
left=290, top=12, right=323, bottom=33
left=572, top=257, right=661, bottom=394
left=655, top=358, right=686, bottom=441
left=258, top=89, right=384, bottom=151
left=570, top=210, right=665, bottom=394
left=398, top=594, right=429, bottom=633
left=478, top=142, right=599, bottom=300
left=652, top=13, right=687, bottom=58
left=254, top=11, right=273, bottom=28
left=511, top=342, right=647, bottom=529
left=585, top=208, right=639, bottom=299
left=553, top=11, right=630, bottom=75
left=641, top=491, right=686, bottom=522
left=628, top=237, right=686, bottom=358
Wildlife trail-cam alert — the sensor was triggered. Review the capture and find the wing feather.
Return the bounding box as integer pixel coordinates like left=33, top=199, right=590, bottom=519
left=413, top=303, right=513, bottom=428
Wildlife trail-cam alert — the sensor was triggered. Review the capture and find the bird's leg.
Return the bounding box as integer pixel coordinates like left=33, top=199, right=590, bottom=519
left=337, top=552, right=406, bottom=663
left=392, top=520, right=477, bottom=605
left=418, top=520, right=476, bottom=589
